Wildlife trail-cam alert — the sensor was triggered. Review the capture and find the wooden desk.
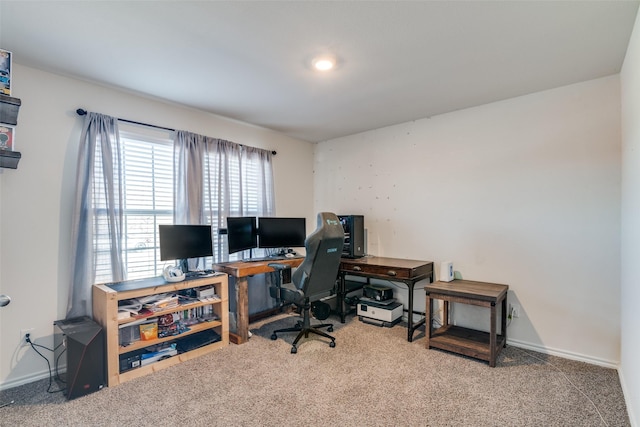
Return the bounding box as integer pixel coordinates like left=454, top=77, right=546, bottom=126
left=212, top=258, right=303, bottom=344
left=424, top=279, right=508, bottom=367
left=338, top=256, right=434, bottom=342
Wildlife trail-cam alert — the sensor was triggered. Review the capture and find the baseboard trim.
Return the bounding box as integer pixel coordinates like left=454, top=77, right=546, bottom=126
left=507, top=338, right=619, bottom=370
left=0, top=337, right=622, bottom=392
left=0, top=368, right=52, bottom=392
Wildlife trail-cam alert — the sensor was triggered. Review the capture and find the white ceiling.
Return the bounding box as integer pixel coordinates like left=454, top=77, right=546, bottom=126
left=1, top=1, right=638, bottom=143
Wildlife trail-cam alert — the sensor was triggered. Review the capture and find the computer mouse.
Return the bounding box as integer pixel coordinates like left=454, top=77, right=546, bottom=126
left=285, top=253, right=295, bottom=258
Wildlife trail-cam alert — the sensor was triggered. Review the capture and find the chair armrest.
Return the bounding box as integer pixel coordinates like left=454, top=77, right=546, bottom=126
left=268, top=263, right=292, bottom=271
left=269, top=263, right=292, bottom=285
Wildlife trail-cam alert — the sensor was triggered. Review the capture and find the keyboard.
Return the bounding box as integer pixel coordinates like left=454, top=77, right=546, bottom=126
left=242, top=256, right=285, bottom=262
left=242, top=255, right=302, bottom=262
left=185, top=270, right=217, bottom=277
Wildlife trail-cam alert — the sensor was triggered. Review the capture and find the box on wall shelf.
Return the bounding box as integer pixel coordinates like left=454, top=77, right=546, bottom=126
left=0, top=49, right=11, bottom=96
left=0, top=123, right=15, bottom=150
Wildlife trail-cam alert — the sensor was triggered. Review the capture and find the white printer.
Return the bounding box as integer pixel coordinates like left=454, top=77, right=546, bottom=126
left=357, top=298, right=403, bottom=327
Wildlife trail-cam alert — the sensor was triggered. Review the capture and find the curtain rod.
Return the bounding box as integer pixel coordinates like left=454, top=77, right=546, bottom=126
left=76, top=108, right=175, bottom=132
left=75, top=108, right=277, bottom=155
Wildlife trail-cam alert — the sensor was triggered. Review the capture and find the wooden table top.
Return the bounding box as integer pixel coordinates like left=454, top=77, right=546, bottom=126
left=425, top=279, right=508, bottom=301
left=340, top=256, right=431, bottom=269
left=212, top=257, right=303, bottom=278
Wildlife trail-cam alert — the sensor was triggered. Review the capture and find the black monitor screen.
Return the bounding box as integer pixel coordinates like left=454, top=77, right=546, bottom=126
left=159, top=225, right=213, bottom=261
left=258, top=217, right=306, bottom=248
left=227, top=216, right=258, bottom=254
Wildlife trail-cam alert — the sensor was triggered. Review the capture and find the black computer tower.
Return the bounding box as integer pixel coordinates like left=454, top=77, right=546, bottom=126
left=338, top=215, right=365, bottom=258
left=53, top=316, right=106, bottom=400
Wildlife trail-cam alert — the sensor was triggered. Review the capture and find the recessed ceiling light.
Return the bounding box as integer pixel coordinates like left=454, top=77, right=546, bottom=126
left=312, top=55, right=336, bottom=71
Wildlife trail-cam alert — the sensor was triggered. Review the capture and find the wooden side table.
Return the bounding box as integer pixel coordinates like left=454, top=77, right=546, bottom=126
left=425, top=279, right=508, bottom=367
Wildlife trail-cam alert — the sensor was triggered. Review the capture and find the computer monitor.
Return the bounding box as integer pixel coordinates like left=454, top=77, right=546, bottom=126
left=159, top=225, right=214, bottom=263
left=226, top=216, right=258, bottom=254
left=258, top=217, right=306, bottom=249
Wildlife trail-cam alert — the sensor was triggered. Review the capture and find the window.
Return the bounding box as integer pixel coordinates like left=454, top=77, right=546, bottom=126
left=94, top=126, right=174, bottom=283
left=203, top=151, right=272, bottom=262
left=92, top=125, right=274, bottom=283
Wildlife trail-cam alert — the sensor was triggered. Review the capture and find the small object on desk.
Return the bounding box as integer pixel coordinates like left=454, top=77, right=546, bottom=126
left=439, top=261, right=454, bottom=282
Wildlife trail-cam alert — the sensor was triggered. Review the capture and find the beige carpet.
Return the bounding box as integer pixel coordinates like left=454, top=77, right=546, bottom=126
left=0, top=314, right=630, bottom=426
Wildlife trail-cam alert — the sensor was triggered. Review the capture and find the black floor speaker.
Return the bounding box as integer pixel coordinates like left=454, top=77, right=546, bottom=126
left=53, top=316, right=106, bottom=399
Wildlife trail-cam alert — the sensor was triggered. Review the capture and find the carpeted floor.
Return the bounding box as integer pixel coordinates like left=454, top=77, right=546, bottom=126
left=0, top=314, right=630, bottom=426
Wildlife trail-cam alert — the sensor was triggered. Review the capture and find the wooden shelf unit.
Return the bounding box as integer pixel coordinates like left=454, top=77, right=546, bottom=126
left=425, top=279, right=508, bottom=367
left=93, top=274, right=229, bottom=386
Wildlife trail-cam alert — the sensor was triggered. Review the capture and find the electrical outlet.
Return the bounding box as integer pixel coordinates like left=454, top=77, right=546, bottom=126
left=511, top=304, right=520, bottom=318
left=20, top=328, right=35, bottom=346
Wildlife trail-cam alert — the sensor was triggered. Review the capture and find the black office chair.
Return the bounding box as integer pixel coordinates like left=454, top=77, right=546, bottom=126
left=269, top=212, right=345, bottom=354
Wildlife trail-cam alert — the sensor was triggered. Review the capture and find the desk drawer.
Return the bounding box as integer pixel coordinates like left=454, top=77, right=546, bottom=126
left=340, top=262, right=431, bottom=280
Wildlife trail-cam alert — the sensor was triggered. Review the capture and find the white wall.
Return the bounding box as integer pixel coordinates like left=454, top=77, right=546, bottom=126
left=315, top=76, right=621, bottom=366
left=0, top=64, right=314, bottom=389
left=620, top=8, right=640, bottom=427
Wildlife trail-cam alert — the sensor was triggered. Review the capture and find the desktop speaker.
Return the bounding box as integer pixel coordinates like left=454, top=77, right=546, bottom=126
left=439, top=261, right=454, bottom=282
left=53, top=316, right=106, bottom=400
left=338, top=215, right=365, bottom=258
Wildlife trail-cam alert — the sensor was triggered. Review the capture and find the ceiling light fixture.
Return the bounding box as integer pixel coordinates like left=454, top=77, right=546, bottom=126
left=312, top=55, right=336, bottom=72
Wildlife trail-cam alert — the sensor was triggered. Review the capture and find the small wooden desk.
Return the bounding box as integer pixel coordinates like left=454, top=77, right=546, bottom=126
left=338, top=256, right=434, bottom=342
left=212, top=258, right=303, bottom=344
left=425, top=279, right=508, bottom=367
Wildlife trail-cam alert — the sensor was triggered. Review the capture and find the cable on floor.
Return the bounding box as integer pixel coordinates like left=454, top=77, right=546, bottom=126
left=512, top=346, right=608, bottom=427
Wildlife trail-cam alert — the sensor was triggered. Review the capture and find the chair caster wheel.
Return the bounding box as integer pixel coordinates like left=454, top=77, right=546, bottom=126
left=291, top=346, right=297, bottom=354
left=271, top=334, right=277, bottom=340
left=328, top=326, right=333, bottom=332
left=329, top=341, right=336, bottom=348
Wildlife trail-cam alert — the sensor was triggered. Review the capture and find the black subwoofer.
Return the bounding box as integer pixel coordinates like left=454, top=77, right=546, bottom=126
left=311, top=300, right=331, bottom=320
left=53, top=316, right=105, bottom=399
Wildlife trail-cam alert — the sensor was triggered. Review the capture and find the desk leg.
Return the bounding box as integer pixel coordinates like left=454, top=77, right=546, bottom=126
left=425, top=292, right=432, bottom=349
left=490, top=301, right=497, bottom=367
left=501, top=296, right=508, bottom=347
left=338, top=273, right=346, bottom=323
left=407, top=281, right=427, bottom=342
left=443, top=300, right=449, bottom=326
left=234, top=276, right=250, bottom=344
left=406, top=282, right=416, bottom=342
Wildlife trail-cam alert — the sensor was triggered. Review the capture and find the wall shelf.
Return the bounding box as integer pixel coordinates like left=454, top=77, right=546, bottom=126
left=0, top=93, right=21, bottom=169
left=0, top=150, right=20, bottom=169
left=0, top=94, right=20, bottom=125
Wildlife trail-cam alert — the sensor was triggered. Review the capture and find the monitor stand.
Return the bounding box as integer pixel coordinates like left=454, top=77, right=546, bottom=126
left=179, top=258, right=189, bottom=274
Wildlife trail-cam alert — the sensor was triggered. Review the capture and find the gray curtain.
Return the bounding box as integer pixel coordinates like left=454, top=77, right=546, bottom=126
left=67, top=112, right=125, bottom=318
left=173, top=130, right=276, bottom=315
left=174, top=131, right=206, bottom=226
left=173, top=130, right=275, bottom=261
